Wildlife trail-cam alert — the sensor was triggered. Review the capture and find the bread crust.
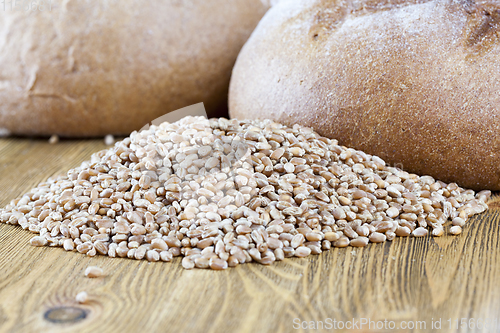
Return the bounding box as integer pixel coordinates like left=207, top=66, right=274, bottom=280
left=229, top=0, right=500, bottom=190
left=0, top=0, right=269, bottom=137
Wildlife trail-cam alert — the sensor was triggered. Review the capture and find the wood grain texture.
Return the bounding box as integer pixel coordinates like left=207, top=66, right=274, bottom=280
left=0, top=138, right=499, bottom=333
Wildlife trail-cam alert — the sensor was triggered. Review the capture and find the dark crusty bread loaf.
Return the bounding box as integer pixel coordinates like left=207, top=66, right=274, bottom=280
left=0, top=0, right=271, bottom=137
left=229, top=0, right=500, bottom=190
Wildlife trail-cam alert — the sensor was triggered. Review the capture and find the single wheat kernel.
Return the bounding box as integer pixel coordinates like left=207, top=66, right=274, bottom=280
left=209, top=257, right=228, bottom=270
left=452, top=217, right=465, bottom=227
left=84, top=266, right=104, bottom=278
left=104, top=134, right=115, bottom=146
left=63, top=239, right=75, bottom=251
left=30, top=236, right=47, bottom=247
left=182, top=257, right=195, bottom=270
left=412, top=227, right=428, bottom=237
left=48, top=134, right=59, bottom=144
left=369, top=232, right=386, bottom=243
left=450, top=226, right=462, bottom=235
left=432, top=227, right=444, bottom=237
left=75, top=291, right=88, bottom=304
left=324, top=232, right=340, bottom=242
left=294, top=246, right=311, bottom=257
left=350, top=237, right=369, bottom=247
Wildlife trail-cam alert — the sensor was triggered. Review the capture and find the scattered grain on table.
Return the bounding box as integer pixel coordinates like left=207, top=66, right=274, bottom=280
left=48, top=134, right=59, bottom=144
left=0, top=128, right=10, bottom=137
left=84, top=266, right=104, bottom=278
left=75, top=291, right=88, bottom=303
left=104, top=135, right=115, bottom=146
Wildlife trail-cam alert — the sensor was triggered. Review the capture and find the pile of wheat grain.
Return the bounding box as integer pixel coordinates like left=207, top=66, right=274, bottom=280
left=0, top=117, right=490, bottom=269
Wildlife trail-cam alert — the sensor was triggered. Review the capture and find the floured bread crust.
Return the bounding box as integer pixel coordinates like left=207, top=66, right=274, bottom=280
left=0, top=0, right=270, bottom=136
left=229, top=0, right=500, bottom=190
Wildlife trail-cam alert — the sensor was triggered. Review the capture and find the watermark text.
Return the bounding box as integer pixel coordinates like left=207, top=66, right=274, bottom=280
left=293, top=317, right=500, bottom=331
left=1, top=0, right=52, bottom=12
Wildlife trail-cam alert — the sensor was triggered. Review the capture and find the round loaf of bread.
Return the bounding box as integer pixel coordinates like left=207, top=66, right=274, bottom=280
left=0, top=0, right=271, bottom=137
left=229, top=0, right=500, bottom=190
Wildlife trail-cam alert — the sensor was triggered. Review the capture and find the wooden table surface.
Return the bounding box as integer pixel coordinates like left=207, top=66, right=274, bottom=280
left=0, top=137, right=499, bottom=333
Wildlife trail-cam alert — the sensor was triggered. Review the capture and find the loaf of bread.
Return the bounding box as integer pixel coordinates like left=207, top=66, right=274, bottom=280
left=0, top=0, right=271, bottom=137
left=229, top=0, right=500, bottom=190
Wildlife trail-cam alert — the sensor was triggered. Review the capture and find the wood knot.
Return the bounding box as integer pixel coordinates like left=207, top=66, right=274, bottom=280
left=44, top=306, right=87, bottom=324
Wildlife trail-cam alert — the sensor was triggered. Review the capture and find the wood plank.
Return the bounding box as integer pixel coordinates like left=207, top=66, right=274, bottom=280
left=0, top=138, right=499, bottom=333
